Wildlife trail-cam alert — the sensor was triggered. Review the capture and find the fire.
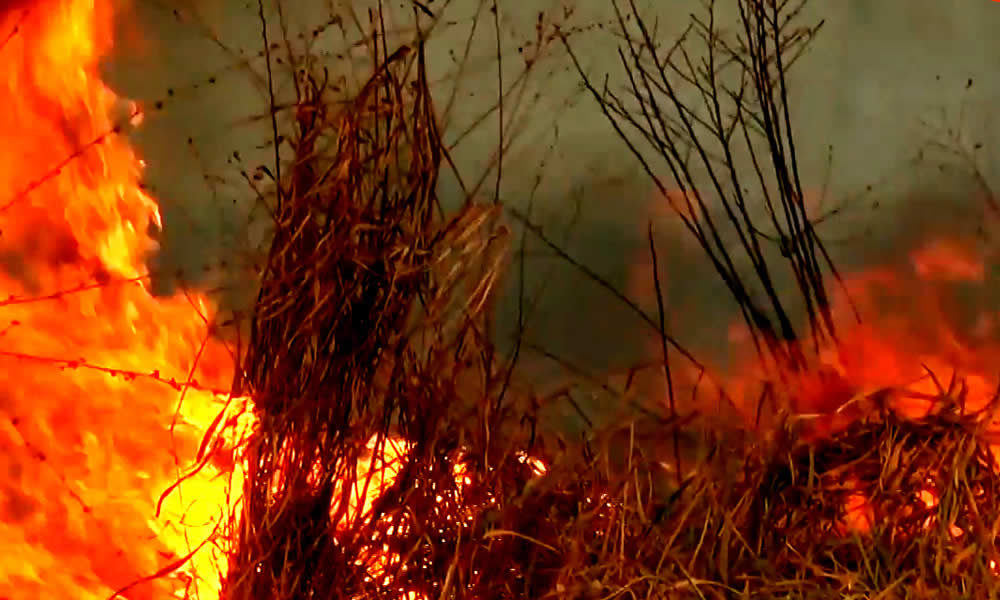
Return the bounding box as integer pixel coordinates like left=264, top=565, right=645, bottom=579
left=841, top=481, right=874, bottom=535
left=0, top=1, right=244, bottom=598
left=634, top=179, right=1000, bottom=553
left=0, top=2, right=542, bottom=597
left=745, top=233, right=1000, bottom=538
left=17, top=0, right=999, bottom=592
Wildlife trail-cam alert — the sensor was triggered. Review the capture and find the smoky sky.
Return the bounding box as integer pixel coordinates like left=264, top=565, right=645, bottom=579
left=101, top=0, right=1000, bottom=403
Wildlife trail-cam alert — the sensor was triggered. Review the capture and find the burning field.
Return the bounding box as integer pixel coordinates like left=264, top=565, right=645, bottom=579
left=4, top=0, right=1000, bottom=598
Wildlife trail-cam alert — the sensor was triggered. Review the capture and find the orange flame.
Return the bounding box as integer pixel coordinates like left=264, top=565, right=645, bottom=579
left=0, top=1, right=244, bottom=598
left=0, top=3, right=545, bottom=599
left=635, top=184, right=1000, bottom=547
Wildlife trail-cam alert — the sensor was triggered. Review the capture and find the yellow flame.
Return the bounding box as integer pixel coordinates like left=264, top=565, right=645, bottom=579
left=0, top=1, right=242, bottom=598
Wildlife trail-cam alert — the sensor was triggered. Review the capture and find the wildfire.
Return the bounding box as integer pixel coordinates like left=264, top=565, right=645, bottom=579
left=13, top=0, right=1000, bottom=595
left=729, top=230, right=1000, bottom=542
left=631, top=163, right=1000, bottom=558
left=0, top=3, right=543, bottom=598
left=0, top=1, right=245, bottom=598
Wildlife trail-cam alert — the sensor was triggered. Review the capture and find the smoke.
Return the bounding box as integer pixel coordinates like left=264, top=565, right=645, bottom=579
left=102, top=0, right=1000, bottom=400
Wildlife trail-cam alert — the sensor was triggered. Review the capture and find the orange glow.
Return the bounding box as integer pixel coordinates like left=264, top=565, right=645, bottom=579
left=736, top=234, right=1000, bottom=535
left=841, top=487, right=874, bottom=535
left=635, top=184, right=1000, bottom=546
left=801, top=234, right=1000, bottom=423
left=0, top=1, right=245, bottom=598
left=697, top=230, right=1000, bottom=435
left=337, top=437, right=412, bottom=529
left=911, top=238, right=985, bottom=282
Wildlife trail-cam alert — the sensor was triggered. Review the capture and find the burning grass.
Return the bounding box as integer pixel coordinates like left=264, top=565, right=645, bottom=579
left=221, top=15, right=548, bottom=598
left=9, top=0, right=1000, bottom=597
left=744, top=393, right=1000, bottom=596
left=455, top=391, right=1000, bottom=599
left=216, top=1, right=1000, bottom=599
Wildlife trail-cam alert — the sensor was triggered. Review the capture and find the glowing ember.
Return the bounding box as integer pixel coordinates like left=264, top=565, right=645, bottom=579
left=841, top=486, right=874, bottom=535
left=0, top=1, right=244, bottom=598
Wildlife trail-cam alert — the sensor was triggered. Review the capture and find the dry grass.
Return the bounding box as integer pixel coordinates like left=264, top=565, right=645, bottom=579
left=217, top=2, right=1000, bottom=599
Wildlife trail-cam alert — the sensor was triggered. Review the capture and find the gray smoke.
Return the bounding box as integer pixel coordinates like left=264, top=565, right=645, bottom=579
left=102, top=0, right=1000, bottom=410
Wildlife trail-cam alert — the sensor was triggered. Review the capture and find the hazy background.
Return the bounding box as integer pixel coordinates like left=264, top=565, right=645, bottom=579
left=102, top=0, right=1000, bottom=426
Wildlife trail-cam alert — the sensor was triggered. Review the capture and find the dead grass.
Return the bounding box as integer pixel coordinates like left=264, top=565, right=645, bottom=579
left=218, top=2, right=1000, bottom=599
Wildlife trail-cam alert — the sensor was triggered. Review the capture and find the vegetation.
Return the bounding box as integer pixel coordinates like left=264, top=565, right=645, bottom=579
left=219, top=1, right=1000, bottom=598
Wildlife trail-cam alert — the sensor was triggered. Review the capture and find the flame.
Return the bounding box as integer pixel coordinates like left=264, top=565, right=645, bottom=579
left=0, top=1, right=244, bottom=598
left=841, top=481, right=874, bottom=535
left=800, top=233, right=1000, bottom=423
left=638, top=190, right=1000, bottom=432
left=634, top=184, right=1000, bottom=549
left=0, top=2, right=549, bottom=598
